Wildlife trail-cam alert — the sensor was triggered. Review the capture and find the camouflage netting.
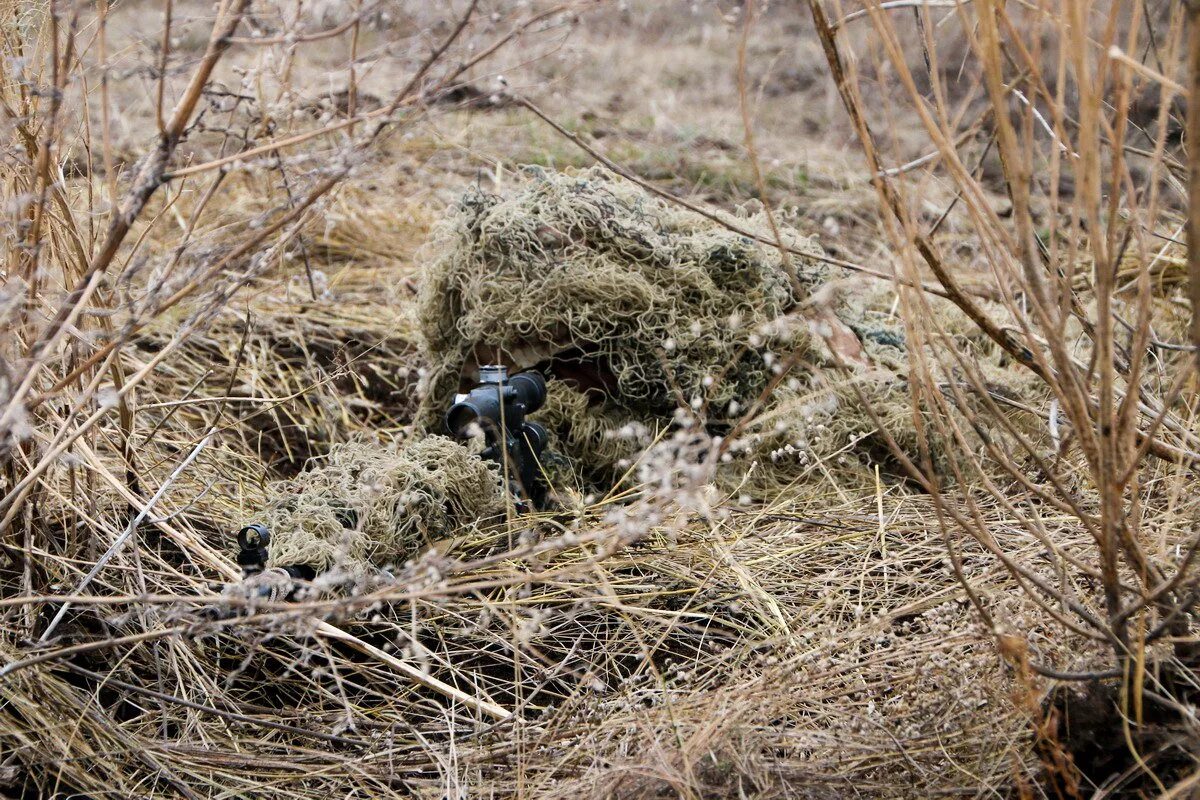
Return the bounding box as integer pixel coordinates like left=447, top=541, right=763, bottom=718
left=416, top=166, right=1044, bottom=497
left=417, top=165, right=828, bottom=416
left=262, top=435, right=506, bottom=573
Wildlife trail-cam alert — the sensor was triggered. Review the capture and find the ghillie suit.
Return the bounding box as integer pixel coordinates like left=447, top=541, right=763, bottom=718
left=261, top=435, right=506, bottom=574
left=417, top=166, right=1043, bottom=498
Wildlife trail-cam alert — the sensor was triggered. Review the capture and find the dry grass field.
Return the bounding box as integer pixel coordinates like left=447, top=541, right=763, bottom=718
left=2, top=0, right=1199, bottom=797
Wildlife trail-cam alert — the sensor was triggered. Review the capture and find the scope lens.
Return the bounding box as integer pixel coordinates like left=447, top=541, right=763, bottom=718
left=445, top=402, right=482, bottom=437
left=238, top=524, right=269, bottom=549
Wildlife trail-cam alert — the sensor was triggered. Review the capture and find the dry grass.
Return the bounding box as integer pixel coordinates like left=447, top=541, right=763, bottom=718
left=1, top=1, right=1198, bottom=798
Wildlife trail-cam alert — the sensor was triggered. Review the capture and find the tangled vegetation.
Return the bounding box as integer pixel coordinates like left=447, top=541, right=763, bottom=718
left=2, top=1, right=1198, bottom=798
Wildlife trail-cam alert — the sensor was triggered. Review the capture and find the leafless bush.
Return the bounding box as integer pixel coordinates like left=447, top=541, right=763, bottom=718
left=803, top=0, right=1200, bottom=792
left=0, top=1, right=587, bottom=794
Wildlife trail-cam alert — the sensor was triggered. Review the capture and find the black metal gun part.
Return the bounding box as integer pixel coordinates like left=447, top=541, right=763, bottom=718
left=445, top=365, right=550, bottom=509
left=236, top=523, right=314, bottom=584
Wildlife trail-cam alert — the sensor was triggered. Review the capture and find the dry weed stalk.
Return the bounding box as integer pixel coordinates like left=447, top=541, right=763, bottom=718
left=0, top=1, right=590, bottom=794
left=803, top=0, right=1200, bottom=791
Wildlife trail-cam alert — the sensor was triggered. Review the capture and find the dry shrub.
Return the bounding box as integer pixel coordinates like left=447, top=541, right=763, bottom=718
left=801, top=0, right=1200, bottom=792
